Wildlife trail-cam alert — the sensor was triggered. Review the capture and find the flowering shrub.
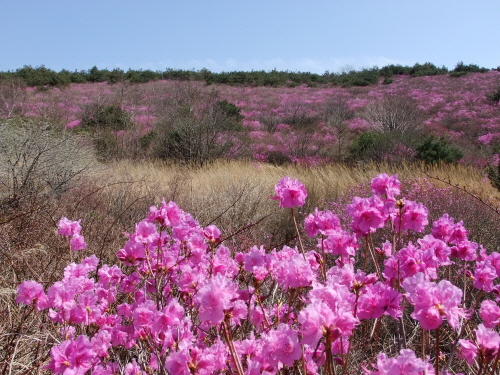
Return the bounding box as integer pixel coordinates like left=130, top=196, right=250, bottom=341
left=16, top=174, right=500, bottom=374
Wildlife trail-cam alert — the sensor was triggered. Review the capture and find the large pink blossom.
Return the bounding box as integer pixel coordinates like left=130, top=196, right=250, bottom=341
left=394, top=200, right=428, bottom=233
left=459, top=324, right=500, bottom=365
left=47, top=335, right=96, bottom=375
left=480, top=300, right=500, bottom=328
left=271, top=176, right=307, bottom=208
left=195, top=274, right=239, bottom=325
left=366, top=349, right=433, bottom=375
left=402, top=273, right=465, bottom=330
left=371, top=173, right=401, bottom=201
left=57, top=217, right=82, bottom=237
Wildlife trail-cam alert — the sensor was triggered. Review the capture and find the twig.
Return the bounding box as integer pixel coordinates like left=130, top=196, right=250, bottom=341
left=423, top=172, right=500, bottom=217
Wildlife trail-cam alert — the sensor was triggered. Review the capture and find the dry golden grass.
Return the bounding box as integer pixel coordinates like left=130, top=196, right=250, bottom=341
left=87, top=159, right=498, bottom=254
left=102, top=159, right=499, bottom=211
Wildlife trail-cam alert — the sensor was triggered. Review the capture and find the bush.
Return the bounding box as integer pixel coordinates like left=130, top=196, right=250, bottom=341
left=487, top=163, right=500, bottom=192
left=453, top=61, right=489, bottom=73
left=0, top=117, right=95, bottom=207
left=363, top=94, right=424, bottom=134
left=350, top=130, right=421, bottom=163
left=81, top=103, right=131, bottom=132
left=486, top=86, right=500, bottom=103
left=154, top=90, right=244, bottom=165
left=416, top=136, right=463, bottom=164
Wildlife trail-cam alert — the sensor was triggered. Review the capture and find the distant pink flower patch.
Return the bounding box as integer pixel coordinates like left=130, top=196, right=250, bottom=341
left=133, top=115, right=156, bottom=127
left=478, top=133, right=495, bottom=145
left=66, top=119, right=81, bottom=129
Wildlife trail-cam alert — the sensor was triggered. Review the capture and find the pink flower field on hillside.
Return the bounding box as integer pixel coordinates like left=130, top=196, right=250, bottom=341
left=3, top=71, right=500, bottom=165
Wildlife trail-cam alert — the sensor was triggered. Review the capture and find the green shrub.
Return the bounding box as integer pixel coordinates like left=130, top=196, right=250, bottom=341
left=449, top=71, right=468, bottom=78
left=214, top=100, right=244, bottom=123
left=416, top=136, right=463, bottom=164
left=453, top=61, right=489, bottom=73
left=487, top=163, right=500, bottom=192
left=153, top=91, right=244, bottom=165
left=81, top=104, right=131, bottom=132
left=486, top=86, right=500, bottom=103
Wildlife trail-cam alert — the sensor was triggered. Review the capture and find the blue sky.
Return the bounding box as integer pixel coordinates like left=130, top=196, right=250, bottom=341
left=1, top=0, right=499, bottom=74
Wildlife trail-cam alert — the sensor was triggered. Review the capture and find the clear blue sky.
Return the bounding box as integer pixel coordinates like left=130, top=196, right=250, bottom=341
left=1, top=0, right=499, bottom=74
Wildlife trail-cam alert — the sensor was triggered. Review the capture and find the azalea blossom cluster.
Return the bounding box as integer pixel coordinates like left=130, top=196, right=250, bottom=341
left=16, top=174, right=500, bottom=374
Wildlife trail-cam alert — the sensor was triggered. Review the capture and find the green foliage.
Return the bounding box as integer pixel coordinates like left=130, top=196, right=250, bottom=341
left=487, top=164, right=500, bottom=193
left=153, top=90, right=244, bottom=165
left=449, top=71, right=468, bottom=78
left=349, top=129, right=423, bottom=163
left=107, top=68, right=125, bottom=84
left=214, top=100, right=244, bottom=123
left=350, top=132, right=380, bottom=158
left=88, top=66, right=109, bottom=83
left=81, top=104, right=131, bottom=132
left=453, top=61, right=489, bottom=73
left=416, top=136, right=463, bottom=164
left=16, top=65, right=71, bottom=88
left=139, top=131, right=157, bottom=150
left=409, top=62, right=448, bottom=77
left=1, top=61, right=490, bottom=88
left=486, top=86, right=500, bottom=103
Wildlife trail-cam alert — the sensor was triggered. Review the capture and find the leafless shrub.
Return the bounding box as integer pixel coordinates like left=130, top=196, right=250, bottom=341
left=154, top=88, right=244, bottom=165
left=363, top=94, right=424, bottom=133
left=0, top=78, right=27, bottom=117
left=0, top=117, right=96, bottom=207
left=323, top=97, right=355, bottom=158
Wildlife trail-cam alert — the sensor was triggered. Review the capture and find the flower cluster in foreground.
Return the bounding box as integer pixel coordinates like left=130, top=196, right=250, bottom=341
left=17, top=174, right=500, bottom=375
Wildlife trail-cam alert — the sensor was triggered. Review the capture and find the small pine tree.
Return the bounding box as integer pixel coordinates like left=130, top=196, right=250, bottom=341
left=416, top=136, right=463, bottom=164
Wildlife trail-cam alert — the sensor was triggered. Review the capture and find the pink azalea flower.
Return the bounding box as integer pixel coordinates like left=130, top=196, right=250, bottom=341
left=148, top=199, right=183, bottom=227
left=165, top=347, right=191, bottom=375
left=459, top=324, right=500, bottom=365
left=264, top=324, right=302, bottom=367
left=241, top=245, right=269, bottom=281
left=348, top=196, right=387, bottom=235
left=473, top=260, right=498, bottom=292
left=117, top=240, right=146, bottom=266
left=124, top=359, right=146, bottom=375
left=195, top=274, right=239, bottom=325
left=70, top=233, right=87, bottom=251
left=403, top=273, right=464, bottom=330
left=271, top=176, right=308, bottom=208
left=204, top=224, right=222, bottom=244
left=371, top=173, right=401, bottom=200
left=367, top=349, right=433, bottom=375
left=480, top=300, right=500, bottom=328
left=16, top=280, right=46, bottom=307
left=304, top=208, right=341, bottom=237
left=322, top=229, right=358, bottom=257
left=134, top=220, right=158, bottom=244
left=395, top=200, right=428, bottom=233
left=57, top=217, right=82, bottom=237
left=47, top=335, right=96, bottom=375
